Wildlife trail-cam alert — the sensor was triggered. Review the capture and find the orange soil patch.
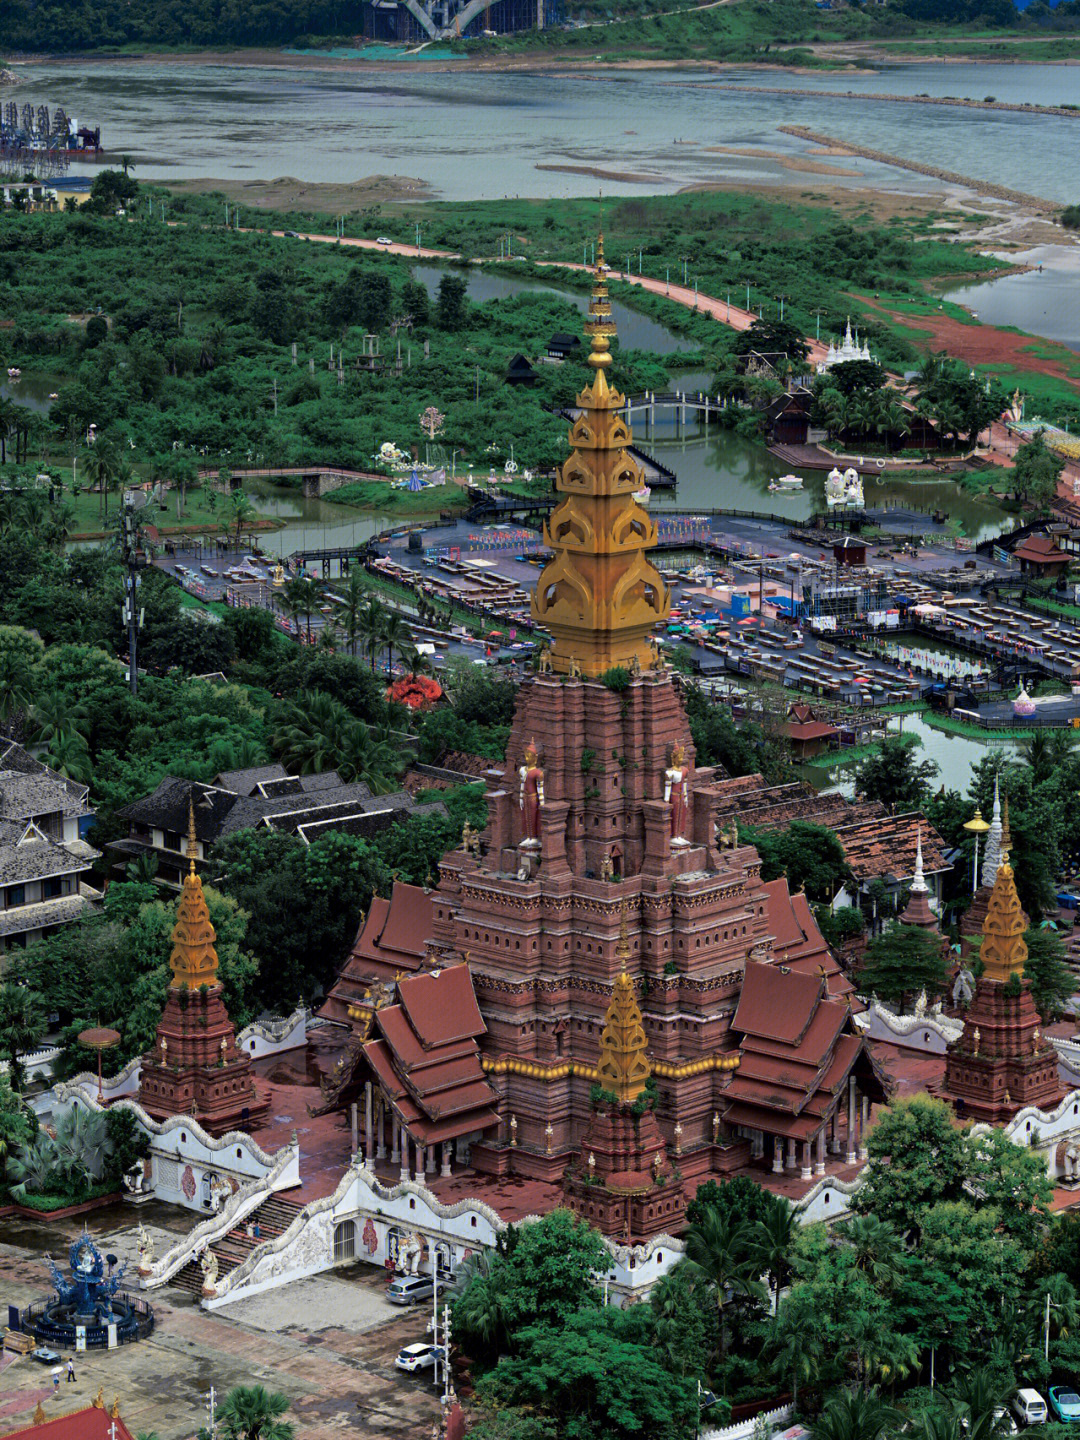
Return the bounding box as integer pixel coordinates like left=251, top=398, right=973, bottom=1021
left=856, top=294, right=1080, bottom=388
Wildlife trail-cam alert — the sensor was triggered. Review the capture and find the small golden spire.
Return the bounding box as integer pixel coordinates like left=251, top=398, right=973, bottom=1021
left=169, top=797, right=219, bottom=991
left=33, top=1402, right=47, bottom=1426
left=1001, top=794, right=1011, bottom=859
left=616, top=904, right=631, bottom=964
left=596, top=912, right=651, bottom=1104
left=187, top=791, right=199, bottom=877
left=980, top=852, right=1028, bottom=984
left=93, top=1386, right=105, bottom=1409
left=111, top=1398, right=121, bottom=1420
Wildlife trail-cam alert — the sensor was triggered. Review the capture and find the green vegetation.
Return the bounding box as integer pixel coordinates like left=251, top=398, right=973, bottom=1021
left=451, top=0, right=1080, bottom=65
left=459, top=1097, right=1080, bottom=1435
left=857, top=924, right=951, bottom=1008
left=740, top=819, right=851, bottom=903
left=854, top=732, right=939, bottom=811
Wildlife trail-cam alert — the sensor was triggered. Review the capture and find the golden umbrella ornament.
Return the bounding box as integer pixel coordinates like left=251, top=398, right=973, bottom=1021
left=78, top=1026, right=121, bottom=1104
left=963, top=808, right=991, bottom=897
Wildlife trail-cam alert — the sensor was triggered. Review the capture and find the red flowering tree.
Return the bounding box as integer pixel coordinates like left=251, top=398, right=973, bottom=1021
left=387, top=675, right=443, bottom=710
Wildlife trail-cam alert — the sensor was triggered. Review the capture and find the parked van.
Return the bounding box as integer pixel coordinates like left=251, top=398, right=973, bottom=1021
left=386, top=1275, right=435, bottom=1306
left=1012, top=1390, right=1048, bottom=1426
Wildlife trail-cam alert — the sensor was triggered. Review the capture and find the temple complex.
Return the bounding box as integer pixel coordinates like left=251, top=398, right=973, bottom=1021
left=316, top=244, right=883, bottom=1238
left=943, top=830, right=1062, bottom=1124
left=137, top=803, right=270, bottom=1135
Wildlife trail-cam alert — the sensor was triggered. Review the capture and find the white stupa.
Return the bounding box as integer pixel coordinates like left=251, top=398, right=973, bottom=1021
left=818, top=317, right=876, bottom=374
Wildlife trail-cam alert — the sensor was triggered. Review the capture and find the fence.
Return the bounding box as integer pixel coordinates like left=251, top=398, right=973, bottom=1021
left=19, top=1293, right=155, bottom=1349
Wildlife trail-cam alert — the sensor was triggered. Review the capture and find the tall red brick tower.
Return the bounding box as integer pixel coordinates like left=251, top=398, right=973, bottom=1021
left=138, top=803, right=269, bottom=1136
left=943, top=843, right=1062, bottom=1124
left=430, top=247, right=777, bottom=1187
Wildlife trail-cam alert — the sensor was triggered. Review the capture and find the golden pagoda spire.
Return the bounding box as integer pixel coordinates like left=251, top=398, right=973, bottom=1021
left=595, top=909, right=651, bottom=1103
left=1001, top=794, right=1011, bottom=859
left=169, top=791, right=219, bottom=990
left=530, top=237, right=670, bottom=677
left=980, top=851, right=1028, bottom=984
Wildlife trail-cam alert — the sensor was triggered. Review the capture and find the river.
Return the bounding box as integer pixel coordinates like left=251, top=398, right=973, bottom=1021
left=808, top=711, right=1019, bottom=796
left=10, top=58, right=1080, bottom=204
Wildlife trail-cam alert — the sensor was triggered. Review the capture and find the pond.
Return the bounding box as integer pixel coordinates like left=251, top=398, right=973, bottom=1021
left=805, top=711, right=1019, bottom=799
left=412, top=264, right=701, bottom=356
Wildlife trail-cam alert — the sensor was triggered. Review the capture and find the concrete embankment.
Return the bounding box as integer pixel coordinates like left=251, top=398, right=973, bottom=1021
left=778, top=124, right=1060, bottom=215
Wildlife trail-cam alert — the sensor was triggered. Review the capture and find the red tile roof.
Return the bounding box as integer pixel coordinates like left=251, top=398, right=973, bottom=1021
left=1014, top=534, right=1066, bottom=564
left=732, top=962, right=825, bottom=1046
left=2, top=1409, right=137, bottom=1440
left=363, top=963, right=498, bottom=1145
left=724, top=963, right=886, bottom=1141
left=783, top=720, right=839, bottom=742
left=318, top=883, right=436, bottom=1023
left=833, top=812, right=949, bottom=883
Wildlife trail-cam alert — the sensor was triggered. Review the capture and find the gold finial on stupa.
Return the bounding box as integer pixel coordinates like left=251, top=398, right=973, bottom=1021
left=1001, top=794, right=1011, bottom=858
left=980, top=852, right=1028, bottom=984
left=596, top=912, right=651, bottom=1104
left=169, top=789, right=219, bottom=991
left=530, top=237, right=670, bottom=677
left=187, top=792, right=199, bottom=876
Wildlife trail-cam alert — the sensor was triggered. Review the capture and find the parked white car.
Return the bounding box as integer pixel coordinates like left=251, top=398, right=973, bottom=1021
left=394, top=1343, right=441, bottom=1373
left=1012, top=1389, right=1048, bottom=1426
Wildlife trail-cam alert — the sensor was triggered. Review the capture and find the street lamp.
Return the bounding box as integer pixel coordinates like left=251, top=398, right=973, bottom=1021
left=963, top=808, right=990, bottom=895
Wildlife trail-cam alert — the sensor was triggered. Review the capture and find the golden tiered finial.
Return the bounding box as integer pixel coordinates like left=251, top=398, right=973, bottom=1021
left=1001, top=794, right=1011, bottom=859
left=530, top=236, right=670, bottom=676
left=168, top=789, right=219, bottom=991
left=595, top=910, right=651, bottom=1103
left=187, top=793, right=198, bottom=877
left=980, top=852, right=1028, bottom=983
left=33, top=1402, right=47, bottom=1426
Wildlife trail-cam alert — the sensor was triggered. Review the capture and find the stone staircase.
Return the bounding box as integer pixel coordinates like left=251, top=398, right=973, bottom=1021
left=168, top=1193, right=302, bottom=1297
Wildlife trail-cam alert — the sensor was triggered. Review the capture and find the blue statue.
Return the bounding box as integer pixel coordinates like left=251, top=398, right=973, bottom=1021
left=44, top=1230, right=126, bottom=1321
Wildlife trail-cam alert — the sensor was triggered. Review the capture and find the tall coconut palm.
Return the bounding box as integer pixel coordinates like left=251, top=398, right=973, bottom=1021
left=272, top=691, right=351, bottom=774
left=223, top=488, right=257, bottom=553
left=379, top=611, right=412, bottom=675
left=30, top=687, right=88, bottom=747
left=750, top=1193, right=796, bottom=1307
left=83, top=438, right=118, bottom=525
left=359, top=597, right=387, bottom=673
left=0, top=647, right=36, bottom=728
left=281, top=577, right=316, bottom=645
left=333, top=569, right=367, bottom=657
left=770, top=1288, right=824, bottom=1411
left=681, top=1211, right=766, bottom=1369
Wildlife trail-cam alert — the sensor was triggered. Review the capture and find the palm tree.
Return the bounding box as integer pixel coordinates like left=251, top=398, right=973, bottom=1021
left=452, top=1253, right=508, bottom=1360
left=223, top=489, right=257, bottom=553
left=0, top=646, right=36, bottom=728
left=0, top=396, right=17, bottom=465
left=41, top=729, right=93, bottom=784
left=281, top=577, right=316, bottom=645
left=216, top=1384, right=294, bottom=1440
left=359, top=597, right=387, bottom=673
left=333, top=569, right=367, bottom=657
left=750, top=1194, right=796, bottom=1307
left=83, top=439, right=118, bottom=526
left=844, top=1214, right=907, bottom=1292
left=949, top=1366, right=1013, bottom=1440
left=6, top=1134, right=56, bottom=1201
left=811, top=1390, right=898, bottom=1440
left=907, top=1413, right=963, bottom=1440
left=379, top=610, right=412, bottom=675
left=771, top=1289, right=824, bottom=1411
left=126, top=850, right=160, bottom=885
left=30, top=687, right=88, bottom=747
left=317, top=620, right=340, bottom=653
left=272, top=691, right=351, bottom=774
left=334, top=721, right=405, bottom=794
left=50, top=1105, right=110, bottom=1194
left=681, top=1211, right=766, bottom=1368
left=0, top=983, right=46, bottom=1093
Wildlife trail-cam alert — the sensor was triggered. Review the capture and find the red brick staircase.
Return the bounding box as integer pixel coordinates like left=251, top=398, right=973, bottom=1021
left=168, top=1193, right=303, bottom=1297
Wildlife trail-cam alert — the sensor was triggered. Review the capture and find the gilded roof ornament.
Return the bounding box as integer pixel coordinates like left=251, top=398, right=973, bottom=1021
left=980, top=853, right=1028, bottom=984
left=595, top=910, right=651, bottom=1103
left=168, top=792, right=219, bottom=991
left=530, top=234, right=670, bottom=677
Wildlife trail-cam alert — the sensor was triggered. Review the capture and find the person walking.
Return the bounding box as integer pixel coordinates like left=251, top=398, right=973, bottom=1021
left=51, top=1366, right=61, bottom=1395
left=66, top=1359, right=76, bottom=1383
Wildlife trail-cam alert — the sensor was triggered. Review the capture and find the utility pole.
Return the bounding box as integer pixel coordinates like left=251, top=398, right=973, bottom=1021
left=205, top=1385, right=217, bottom=1439
left=638, top=245, right=642, bottom=274
left=815, top=307, right=824, bottom=343
left=120, top=493, right=144, bottom=697
left=272, top=376, right=278, bottom=416
left=778, top=294, right=785, bottom=322
left=745, top=280, right=751, bottom=311
left=475, top=365, right=480, bottom=404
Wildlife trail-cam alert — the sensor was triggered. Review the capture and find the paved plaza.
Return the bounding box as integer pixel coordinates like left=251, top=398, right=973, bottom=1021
left=0, top=1203, right=445, bottom=1440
